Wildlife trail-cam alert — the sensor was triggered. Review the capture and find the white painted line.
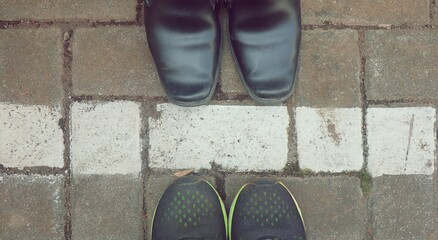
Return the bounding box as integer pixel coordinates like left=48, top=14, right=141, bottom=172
left=367, top=107, right=435, bottom=177
left=296, top=107, right=363, bottom=172
left=0, top=103, right=64, bottom=169
left=70, top=101, right=142, bottom=175
left=148, top=103, right=289, bottom=171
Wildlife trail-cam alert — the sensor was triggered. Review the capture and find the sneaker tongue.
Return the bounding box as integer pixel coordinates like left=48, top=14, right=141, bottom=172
left=258, top=237, right=281, bottom=240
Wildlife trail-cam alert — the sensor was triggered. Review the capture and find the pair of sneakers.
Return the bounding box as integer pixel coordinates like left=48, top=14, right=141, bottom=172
left=145, top=0, right=301, bottom=106
left=152, top=177, right=306, bottom=240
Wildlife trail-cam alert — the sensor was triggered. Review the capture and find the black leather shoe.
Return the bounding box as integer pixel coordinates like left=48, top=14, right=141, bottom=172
left=226, top=0, right=301, bottom=104
left=145, top=0, right=221, bottom=106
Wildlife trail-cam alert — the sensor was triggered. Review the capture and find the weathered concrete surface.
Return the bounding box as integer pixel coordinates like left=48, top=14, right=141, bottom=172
left=433, top=3, right=438, bottom=25
left=148, top=103, right=289, bottom=171
left=0, top=175, right=65, bottom=240
left=302, top=0, right=430, bottom=25
left=72, top=27, right=164, bottom=97
left=70, top=101, right=142, bottom=175
left=367, top=107, right=435, bottom=177
left=295, top=107, right=363, bottom=172
left=369, top=175, right=436, bottom=240
left=225, top=175, right=365, bottom=240
left=0, top=104, right=64, bottom=168
left=365, top=30, right=438, bottom=101
left=0, top=0, right=137, bottom=21
left=0, top=28, right=63, bottom=105
left=219, top=8, right=246, bottom=96
left=71, top=175, right=143, bottom=240
left=294, top=30, right=361, bottom=108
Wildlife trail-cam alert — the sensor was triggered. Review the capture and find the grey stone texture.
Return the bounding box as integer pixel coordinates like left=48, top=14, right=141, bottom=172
left=219, top=9, right=246, bottom=96
left=365, top=30, right=438, bottom=101
left=0, top=0, right=137, bottom=21
left=0, top=28, right=63, bottom=105
left=225, top=175, right=365, bottom=240
left=302, top=0, right=430, bottom=25
left=0, top=175, right=65, bottom=240
left=433, top=2, right=438, bottom=25
left=293, top=30, right=361, bottom=108
left=369, top=175, right=436, bottom=240
left=71, top=175, right=143, bottom=240
left=72, top=27, right=164, bottom=97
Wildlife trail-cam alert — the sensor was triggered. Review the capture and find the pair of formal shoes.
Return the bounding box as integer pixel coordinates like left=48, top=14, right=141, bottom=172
left=145, top=0, right=301, bottom=106
left=151, top=177, right=307, bottom=239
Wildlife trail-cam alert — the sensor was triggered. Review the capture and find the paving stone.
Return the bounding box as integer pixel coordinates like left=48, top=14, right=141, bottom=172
left=367, top=107, right=435, bottom=177
left=70, top=101, right=142, bottom=175
left=434, top=3, right=438, bottom=25
left=302, top=0, right=430, bottom=25
left=0, top=103, right=64, bottom=169
left=0, top=0, right=137, bottom=21
left=294, top=30, right=361, bottom=108
left=72, top=175, right=143, bottom=240
left=295, top=107, right=363, bottom=172
left=72, top=27, right=164, bottom=97
left=225, top=175, right=365, bottom=240
left=219, top=9, right=246, bottom=96
left=148, top=103, right=289, bottom=171
left=365, top=30, right=438, bottom=101
left=370, top=175, right=436, bottom=239
left=0, top=28, right=63, bottom=105
left=145, top=175, right=216, bottom=238
left=0, top=175, right=65, bottom=240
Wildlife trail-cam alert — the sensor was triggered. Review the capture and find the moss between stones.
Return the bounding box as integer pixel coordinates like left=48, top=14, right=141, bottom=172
left=358, top=170, right=372, bottom=196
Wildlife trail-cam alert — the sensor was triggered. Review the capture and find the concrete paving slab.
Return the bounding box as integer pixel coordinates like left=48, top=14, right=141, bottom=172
left=71, top=175, right=143, bottom=240
left=434, top=3, right=438, bottom=25
left=302, top=0, right=429, bottom=25
left=0, top=103, right=64, bottom=168
left=369, top=175, right=436, bottom=239
left=0, top=0, right=137, bottom=21
left=70, top=101, right=142, bottom=175
left=367, top=107, right=435, bottom=177
left=225, top=175, right=365, bottom=240
left=0, top=175, right=65, bottom=240
left=148, top=103, right=289, bottom=171
left=219, top=8, right=246, bottom=96
left=72, top=27, right=164, bottom=97
left=365, top=30, right=438, bottom=101
left=0, top=28, right=63, bottom=105
left=295, top=107, right=363, bottom=172
left=294, top=30, right=361, bottom=108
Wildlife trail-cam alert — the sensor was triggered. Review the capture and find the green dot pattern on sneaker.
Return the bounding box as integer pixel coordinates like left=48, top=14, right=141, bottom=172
left=158, top=189, right=216, bottom=228
left=231, top=181, right=306, bottom=240
left=152, top=177, right=226, bottom=240
left=237, top=190, right=290, bottom=228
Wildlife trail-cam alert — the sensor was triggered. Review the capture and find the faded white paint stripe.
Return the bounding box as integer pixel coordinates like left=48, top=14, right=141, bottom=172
left=296, top=107, right=363, bottom=173
left=70, top=101, right=142, bottom=175
left=148, top=103, right=289, bottom=171
left=0, top=103, right=64, bottom=168
left=367, top=107, right=435, bottom=177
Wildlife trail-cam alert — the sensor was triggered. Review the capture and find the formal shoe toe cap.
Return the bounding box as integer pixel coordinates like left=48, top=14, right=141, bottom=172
left=164, top=79, right=216, bottom=106
left=245, top=76, right=295, bottom=103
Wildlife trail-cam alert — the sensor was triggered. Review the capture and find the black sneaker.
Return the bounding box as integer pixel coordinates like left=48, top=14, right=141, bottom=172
left=229, top=179, right=306, bottom=240
left=152, top=176, right=228, bottom=240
